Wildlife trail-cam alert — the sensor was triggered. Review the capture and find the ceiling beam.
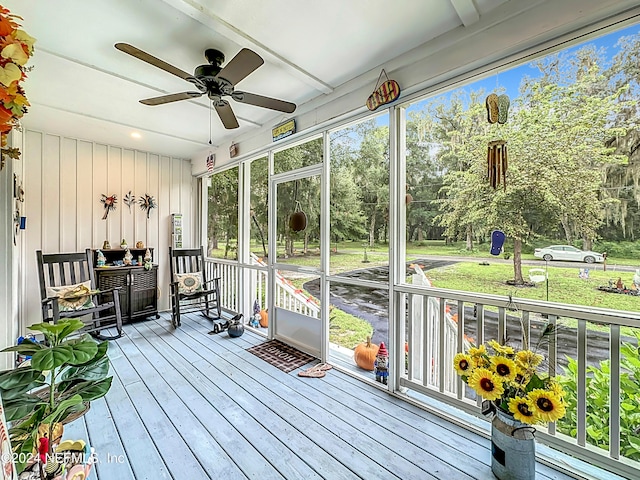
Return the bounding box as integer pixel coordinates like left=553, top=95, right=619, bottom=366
left=450, top=0, right=480, bottom=27
left=159, top=0, right=334, bottom=94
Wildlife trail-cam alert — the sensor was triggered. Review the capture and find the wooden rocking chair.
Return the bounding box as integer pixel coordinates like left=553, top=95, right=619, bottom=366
left=37, top=249, right=123, bottom=340
left=169, top=246, right=221, bottom=328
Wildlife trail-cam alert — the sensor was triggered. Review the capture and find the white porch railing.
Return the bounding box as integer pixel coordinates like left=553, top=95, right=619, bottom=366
left=409, top=264, right=471, bottom=392
left=204, top=254, right=320, bottom=317
left=397, top=282, right=640, bottom=479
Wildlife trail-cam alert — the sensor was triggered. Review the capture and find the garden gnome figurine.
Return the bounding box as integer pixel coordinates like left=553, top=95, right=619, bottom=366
left=96, top=249, right=106, bottom=267
left=144, top=248, right=152, bottom=271
left=374, top=342, right=389, bottom=385
left=123, top=248, right=133, bottom=266
left=250, top=299, right=261, bottom=327
left=616, top=277, right=623, bottom=290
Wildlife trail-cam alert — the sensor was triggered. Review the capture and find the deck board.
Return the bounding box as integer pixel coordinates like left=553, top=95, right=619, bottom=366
left=59, top=313, right=580, bottom=480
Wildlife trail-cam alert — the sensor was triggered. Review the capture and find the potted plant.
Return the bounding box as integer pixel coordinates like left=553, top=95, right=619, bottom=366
left=453, top=331, right=566, bottom=480
left=0, top=319, right=112, bottom=476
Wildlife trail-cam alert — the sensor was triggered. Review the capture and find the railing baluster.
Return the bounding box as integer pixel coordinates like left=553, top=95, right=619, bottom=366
left=423, top=295, right=431, bottom=387
left=497, top=306, right=506, bottom=344
left=610, top=324, right=621, bottom=460
left=438, top=297, right=445, bottom=393
left=577, top=319, right=587, bottom=446
left=547, top=314, right=558, bottom=437
left=456, top=300, right=464, bottom=399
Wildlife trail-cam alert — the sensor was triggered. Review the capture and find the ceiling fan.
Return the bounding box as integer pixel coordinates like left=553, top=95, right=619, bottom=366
left=115, top=43, right=296, bottom=129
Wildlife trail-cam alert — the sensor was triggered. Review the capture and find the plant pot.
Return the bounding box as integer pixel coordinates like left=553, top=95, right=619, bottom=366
left=491, top=408, right=536, bottom=480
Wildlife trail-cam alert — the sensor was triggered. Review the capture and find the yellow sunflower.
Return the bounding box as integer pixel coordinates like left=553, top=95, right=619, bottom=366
left=548, top=381, right=565, bottom=398
left=508, top=397, right=538, bottom=424
left=453, top=353, right=472, bottom=376
left=468, top=368, right=504, bottom=401
left=469, top=345, right=487, bottom=357
left=516, top=350, right=543, bottom=369
left=511, top=367, right=531, bottom=389
left=488, top=340, right=514, bottom=356
left=491, top=355, right=517, bottom=382
left=528, top=389, right=566, bottom=423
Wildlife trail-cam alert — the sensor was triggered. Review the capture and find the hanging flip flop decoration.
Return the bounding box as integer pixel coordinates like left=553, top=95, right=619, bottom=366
left=138, top=193, right=157, bottom=219
left=100, top=194, right=117, bottom=220
left=487, top=140, right=507, bottom=190
left=366, top=69, right=401, bottom=111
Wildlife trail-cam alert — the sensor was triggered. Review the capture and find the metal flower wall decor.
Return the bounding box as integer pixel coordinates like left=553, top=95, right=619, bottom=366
left=139, top=194, right=157, bottom=219
left=0, top=6, right=36, bottom=170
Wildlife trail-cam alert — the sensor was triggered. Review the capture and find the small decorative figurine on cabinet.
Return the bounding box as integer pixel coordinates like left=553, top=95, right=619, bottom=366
left=374, top=342, right=389, bottom=385
left=102, top=240, right=111, bottom=250
left=144, top=248, right=152, bottom=271
left=123, top=248, right=133, bottom=266
left=136, top=240, right=144, bottom=248
left=96, top=250, right=106, bottom=267
left=120, top=238, right=128, bottom=249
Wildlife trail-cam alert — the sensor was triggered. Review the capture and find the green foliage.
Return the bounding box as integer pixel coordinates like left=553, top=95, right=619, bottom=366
left=557, top=333, right=640, bottom=461
left=0, top=320, right=112, bottom=473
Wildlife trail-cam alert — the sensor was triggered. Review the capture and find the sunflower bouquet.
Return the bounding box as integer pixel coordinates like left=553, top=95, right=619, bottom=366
left=453, top=339, right=566, bottom=425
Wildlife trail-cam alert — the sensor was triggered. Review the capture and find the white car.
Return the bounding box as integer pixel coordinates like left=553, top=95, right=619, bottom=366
left=533, top=245, right=605, bottom=264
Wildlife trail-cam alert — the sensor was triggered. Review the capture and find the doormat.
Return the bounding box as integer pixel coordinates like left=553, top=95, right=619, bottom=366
left=246, top=340, right=316, bottom=373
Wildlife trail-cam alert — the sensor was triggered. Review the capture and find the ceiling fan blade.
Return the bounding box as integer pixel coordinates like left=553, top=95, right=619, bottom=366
left=115, top=43, right=194, bottom=82
left=232, top=91, right=296, bottom=113
left=214, top=100, right=239, bottom=129
left=217, top=48, right=264, bottom=85
left=140, top=91, right=203, bottom=106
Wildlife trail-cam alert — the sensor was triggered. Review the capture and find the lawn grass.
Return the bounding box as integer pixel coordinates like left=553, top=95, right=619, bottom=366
left=424, top=262, right=640, bottom=312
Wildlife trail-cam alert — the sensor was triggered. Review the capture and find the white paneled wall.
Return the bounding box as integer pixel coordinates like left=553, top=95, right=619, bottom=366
left=21, top=130, right=194, bottom=330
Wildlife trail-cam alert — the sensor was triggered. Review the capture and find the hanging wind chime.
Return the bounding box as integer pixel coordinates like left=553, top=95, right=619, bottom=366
left=487, top=140, right=507, bottom=190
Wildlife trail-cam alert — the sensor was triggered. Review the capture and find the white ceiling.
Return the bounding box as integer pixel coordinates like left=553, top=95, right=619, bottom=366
left=3, top=0, right=518, bottom=159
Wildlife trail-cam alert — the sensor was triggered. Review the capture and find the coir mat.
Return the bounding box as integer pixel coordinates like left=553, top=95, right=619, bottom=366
left=246, top=340, right=315, bottom=373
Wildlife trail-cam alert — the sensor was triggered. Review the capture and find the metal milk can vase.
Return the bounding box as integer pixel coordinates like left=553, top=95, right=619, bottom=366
left=491, top=408, right=536, bottom=480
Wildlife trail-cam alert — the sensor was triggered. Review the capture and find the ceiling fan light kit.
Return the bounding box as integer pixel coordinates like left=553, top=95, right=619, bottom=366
left=115, top=43, right=296, bottom=130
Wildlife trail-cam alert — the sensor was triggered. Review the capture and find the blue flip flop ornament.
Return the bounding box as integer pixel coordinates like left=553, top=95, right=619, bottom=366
left=490, top=230, right=506, bottom=256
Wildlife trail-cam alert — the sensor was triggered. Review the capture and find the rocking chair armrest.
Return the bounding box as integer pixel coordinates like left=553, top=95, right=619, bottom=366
left=202, top=277, right=221, bottom=286
left=95, top=286, right=122, bottom=295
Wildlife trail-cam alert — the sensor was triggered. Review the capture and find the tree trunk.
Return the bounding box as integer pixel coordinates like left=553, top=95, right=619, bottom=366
left=513, top=238, right=524, bottom=284
left=303, top=232, right=309, bottom=254
left=561, top=214, right=572, bottom=244
left=583, top=237, right=593, bottom=251
left=417, top=225, right=424, bottom=241
left=369, top=215, right=376, bottom=247
left=465, top=224, right=473, bottom=251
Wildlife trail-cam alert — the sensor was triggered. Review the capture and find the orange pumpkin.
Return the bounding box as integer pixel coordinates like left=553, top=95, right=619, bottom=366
left=259, top=309, right=268, bottom=328
left=353, top=336, right=379, bottom=371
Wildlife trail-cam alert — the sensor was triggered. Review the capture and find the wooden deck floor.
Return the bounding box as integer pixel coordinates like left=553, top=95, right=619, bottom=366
left=64, top=313, right=578, bottom=480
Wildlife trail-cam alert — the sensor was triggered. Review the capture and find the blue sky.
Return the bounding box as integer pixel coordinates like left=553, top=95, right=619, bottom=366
left=404, top=22, right=640, bottom=116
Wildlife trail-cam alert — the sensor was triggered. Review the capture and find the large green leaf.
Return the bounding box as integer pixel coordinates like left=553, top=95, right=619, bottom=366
left=0, top=339, right=45, bottom=355
left=65, top=339, right=99, bottom=365
left=0, top=380, right=46, bottom=400
left=31, top=345, right=74, bottom=371
left=0, top=367, right=44, bottom=390
left=59, top=355, right=110, bottom=390
left=42, top=394, right=83, bottom=426
left=3, top=396, right=45, bottom=422
left=29, top=320, right=85, bottom=343
left=62, top=377, right=113, bottom=402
